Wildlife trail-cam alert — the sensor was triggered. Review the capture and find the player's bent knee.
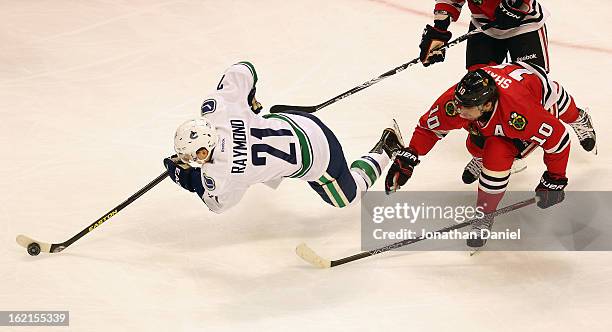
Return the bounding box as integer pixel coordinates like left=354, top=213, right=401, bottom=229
left=465, top=135, right=484, bottom=158
left=482, top=137, right=518, bottom=172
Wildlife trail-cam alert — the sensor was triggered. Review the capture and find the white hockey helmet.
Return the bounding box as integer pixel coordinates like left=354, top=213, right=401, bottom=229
left=174, top=118, right=219, bottom=164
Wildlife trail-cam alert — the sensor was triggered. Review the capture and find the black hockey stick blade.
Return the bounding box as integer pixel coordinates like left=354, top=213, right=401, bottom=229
left=270, top=104, right=317, bottom=114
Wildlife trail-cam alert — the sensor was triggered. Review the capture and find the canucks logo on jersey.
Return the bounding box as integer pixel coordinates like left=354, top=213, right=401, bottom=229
left=202, top=173, right=216, bottom=190
left=201, top=99, right=217, bottom=116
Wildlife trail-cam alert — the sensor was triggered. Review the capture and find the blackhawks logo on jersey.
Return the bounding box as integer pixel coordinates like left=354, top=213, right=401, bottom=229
left=509, top=112, right=528, bottom=131
left=471, top=0, right=483, bottom=5
left=445, top=100, right=458, bottom=117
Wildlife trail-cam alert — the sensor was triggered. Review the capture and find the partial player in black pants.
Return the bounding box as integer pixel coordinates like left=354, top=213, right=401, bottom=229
left=466, top=23, right=550, bottom=72
left=419, top=0, right=551, bottom=72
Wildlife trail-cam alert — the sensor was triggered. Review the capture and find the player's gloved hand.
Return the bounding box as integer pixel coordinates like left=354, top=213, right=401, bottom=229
left=535, top=171, right=568, bottom=209
left=419, top=24, right=452, bottom=67
left=163, top=155, right=205, bottom=196
left=494, top=0, right=529, bottom=30
left=248, top=87, right=263, bottom=114
left=385, top=147, right=420, bottom=194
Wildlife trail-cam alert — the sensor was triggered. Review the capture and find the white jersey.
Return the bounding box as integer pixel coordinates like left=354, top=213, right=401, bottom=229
left=198, top=63, right=330, bottom=213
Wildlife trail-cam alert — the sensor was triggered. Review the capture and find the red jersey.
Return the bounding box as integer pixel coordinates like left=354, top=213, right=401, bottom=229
left=436, top=0, right=501, bottom=20
left=409, top=62, right=572, bottom=177
left=433, top=0, right=548, bottom=39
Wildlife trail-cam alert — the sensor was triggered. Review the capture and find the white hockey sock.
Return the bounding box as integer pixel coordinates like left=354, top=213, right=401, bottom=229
left=350, top=152, right=391, bottom=191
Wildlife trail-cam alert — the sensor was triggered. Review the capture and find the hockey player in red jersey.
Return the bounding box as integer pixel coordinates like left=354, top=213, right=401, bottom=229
left=385, top=61, right=596, bottom=248
left=420, top=0, right=551, bottom=72
left=421, top=0, right=555, bottom=187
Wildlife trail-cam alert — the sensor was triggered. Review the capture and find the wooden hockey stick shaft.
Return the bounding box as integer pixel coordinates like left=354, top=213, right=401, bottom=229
left=270, top=23, right=495, bottom=114
left=296, top=196, right=537, bottom=268
left=16, top=171, right=168, bottom=254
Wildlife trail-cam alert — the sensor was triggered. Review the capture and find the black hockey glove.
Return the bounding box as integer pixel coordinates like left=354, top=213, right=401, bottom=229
left=163, top=156, right=205, bottom=196
left=535, top=171, right=568, bottom=209
left=248, top=87, right=263, bottom=114
left=419, top=24, right=452, bottom=67
left=385, top=148, right=420, bottom=194
left=494, top=0, right=529, bottom=30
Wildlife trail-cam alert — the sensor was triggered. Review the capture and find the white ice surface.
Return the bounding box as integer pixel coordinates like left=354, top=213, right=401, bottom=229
left=1, top=1, right=611, bottom=331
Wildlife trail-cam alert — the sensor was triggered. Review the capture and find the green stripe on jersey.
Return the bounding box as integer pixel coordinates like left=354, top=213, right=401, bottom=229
left=318, top=175, right=347, bottom=208
left=236, top=61, right=258, bottom=85
left=263, top=113, right=313, bottom=178
left=350, top=160, right=378, bottom=184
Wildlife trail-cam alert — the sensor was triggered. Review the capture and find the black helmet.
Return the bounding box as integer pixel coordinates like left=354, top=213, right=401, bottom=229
left=454, top=69, right=498, bottom=108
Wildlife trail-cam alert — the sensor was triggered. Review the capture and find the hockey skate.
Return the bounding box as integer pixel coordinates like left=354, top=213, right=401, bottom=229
left=569, top=108, right=597, bottom=154
left=462, top=157, right=483, bottom=184
left=467, top=214, right=495, bottom=253
left=462, top=157, right=527, bottom=184
left=371, top=119, right=405, bottom=158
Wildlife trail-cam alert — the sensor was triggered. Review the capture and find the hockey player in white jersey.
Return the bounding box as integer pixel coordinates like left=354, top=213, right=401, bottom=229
left=164, top=62, right=404, bottom=213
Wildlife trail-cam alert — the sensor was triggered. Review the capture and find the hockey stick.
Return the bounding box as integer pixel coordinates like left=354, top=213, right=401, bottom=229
left=270, top=22, right=495, bottom=114
left=16, top=171, right=169, bottom=256
left=296, top=196, right=536, bottom=268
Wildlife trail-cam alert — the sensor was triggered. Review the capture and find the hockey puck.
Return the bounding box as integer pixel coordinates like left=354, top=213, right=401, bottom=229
left=27, top=242, right=41, bottom=256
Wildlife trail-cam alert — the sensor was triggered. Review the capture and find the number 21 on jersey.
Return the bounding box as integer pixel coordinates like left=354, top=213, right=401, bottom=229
left=250, top=128, right=297, bottom=166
